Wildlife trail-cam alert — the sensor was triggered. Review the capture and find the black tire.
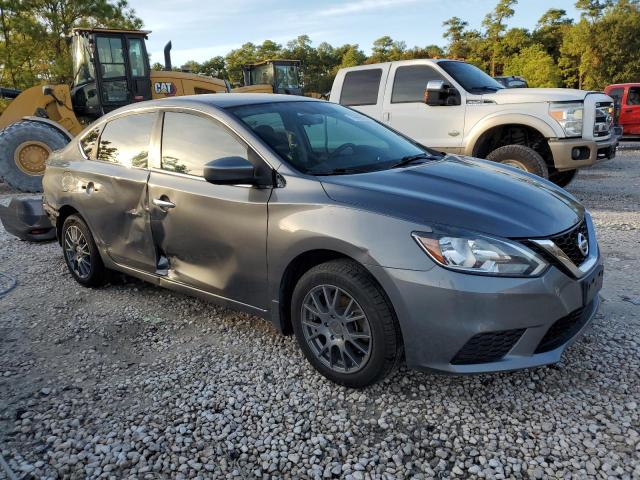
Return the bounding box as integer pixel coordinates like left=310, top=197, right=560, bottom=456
left=61, top=214, right=107, bottom=287
left=291, top=259, right=402, bottom=388
left=549, top=169, right=578, bottom=187
left=0, top=120, right=69, bottom=192
left=486, top=145, right=549, bottom=179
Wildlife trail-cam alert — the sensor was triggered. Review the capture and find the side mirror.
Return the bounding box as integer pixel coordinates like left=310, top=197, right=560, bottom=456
left=203, top=156, right=256, bottom=185
left=424, top=80, right=447, bottom=106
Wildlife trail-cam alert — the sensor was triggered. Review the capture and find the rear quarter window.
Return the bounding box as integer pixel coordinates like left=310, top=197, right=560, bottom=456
left=340, top=69, right=382, bottom=106
left=96, top=113, right=156, bottom=167
left=79, top=126, right=101, bottom=160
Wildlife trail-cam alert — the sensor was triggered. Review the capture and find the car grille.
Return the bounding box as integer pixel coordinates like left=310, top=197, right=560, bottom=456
left=550, top=220, right=589, bottom=267
left=594, top=101, right=614, bottom=138
left=451, top=329, right=525, bottom=365
left=535, top=302, right=592, bottom=353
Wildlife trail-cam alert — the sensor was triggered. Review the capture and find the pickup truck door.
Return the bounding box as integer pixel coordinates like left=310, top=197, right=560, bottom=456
left=335, top=64, right=390, bottom=121
left=622, top=86, right=640, bottom=135
left=381, top=63, right=466, bottom=152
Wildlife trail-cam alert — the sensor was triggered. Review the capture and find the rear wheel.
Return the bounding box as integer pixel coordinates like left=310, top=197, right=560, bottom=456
left=549, top=169, right=578, bottom=187
left=61, top=215, right=107, bottom=287
left=0, top=120, right=69, bottom=192
left=291, top=259, right=402, bottom=388
left=486, top=144, right=549, bottom=179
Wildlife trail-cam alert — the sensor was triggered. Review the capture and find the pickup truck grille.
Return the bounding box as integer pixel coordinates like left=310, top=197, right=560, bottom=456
left=594, top=101, right=614, bottom=138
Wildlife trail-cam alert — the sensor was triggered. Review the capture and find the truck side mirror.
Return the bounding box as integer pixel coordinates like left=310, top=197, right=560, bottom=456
left=424, top=80, right=446, bottom=106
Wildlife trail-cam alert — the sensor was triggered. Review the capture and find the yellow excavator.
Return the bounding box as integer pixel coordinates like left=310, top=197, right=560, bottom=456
left=0, top=28, right=232, bottom=192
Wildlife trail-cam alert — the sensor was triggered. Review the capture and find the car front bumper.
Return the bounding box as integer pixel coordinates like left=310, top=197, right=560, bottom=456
left=549, top=134, right=619, bottom=171
left=370, top=255, right=603, bottom=374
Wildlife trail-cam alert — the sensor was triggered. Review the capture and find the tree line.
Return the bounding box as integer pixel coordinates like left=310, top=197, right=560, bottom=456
left=1, top=0, right=639, bottom=96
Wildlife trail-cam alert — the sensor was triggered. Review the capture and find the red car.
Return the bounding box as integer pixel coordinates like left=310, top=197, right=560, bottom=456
left=605, top=83, right=640, bottom=138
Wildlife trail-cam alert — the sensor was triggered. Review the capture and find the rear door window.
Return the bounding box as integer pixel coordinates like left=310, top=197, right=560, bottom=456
left=97, top=113, right=156, bottom=167
left=340, top=69, right=382, bottom=106
left=391, top=65, right=445, bottom=103
left=160, top=112, right=247, bottom=177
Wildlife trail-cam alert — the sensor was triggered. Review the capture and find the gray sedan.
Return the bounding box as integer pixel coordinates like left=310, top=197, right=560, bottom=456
left=43, top=94, right=603, bottom=387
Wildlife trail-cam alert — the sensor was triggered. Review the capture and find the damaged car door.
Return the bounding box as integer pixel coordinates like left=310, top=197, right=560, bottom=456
left=80, top=112, right=159, bottom=272
left=147, top=111, right=272, bottom=310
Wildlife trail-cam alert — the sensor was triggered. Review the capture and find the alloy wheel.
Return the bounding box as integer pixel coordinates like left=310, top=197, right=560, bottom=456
left=64, top=225, right=91, bottom=279
left=301, top=284, right=372, bottom=373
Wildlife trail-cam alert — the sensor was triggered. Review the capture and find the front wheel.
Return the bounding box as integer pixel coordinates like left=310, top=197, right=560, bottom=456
left=486, top=144, right=549, bottom=179
left=291, top=259, right=402, bottom=388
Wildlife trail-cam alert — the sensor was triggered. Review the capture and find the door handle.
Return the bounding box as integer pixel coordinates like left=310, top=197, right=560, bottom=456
left=152, top=198, right=175, bottom=210
left=624, top=108, right=633, bottom=113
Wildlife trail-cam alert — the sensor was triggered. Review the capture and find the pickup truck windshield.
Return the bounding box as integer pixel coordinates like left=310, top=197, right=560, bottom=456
left=439, top=61, right=505, bottom=93
left=229, top=101, right=440, bottom=175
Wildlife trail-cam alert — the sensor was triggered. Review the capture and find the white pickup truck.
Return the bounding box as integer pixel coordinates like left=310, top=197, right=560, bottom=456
left=329, top=59, right=619, bottom=186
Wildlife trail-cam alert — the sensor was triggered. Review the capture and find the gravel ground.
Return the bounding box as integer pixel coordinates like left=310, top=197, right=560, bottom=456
left=0, top=149, right=639, bottom=480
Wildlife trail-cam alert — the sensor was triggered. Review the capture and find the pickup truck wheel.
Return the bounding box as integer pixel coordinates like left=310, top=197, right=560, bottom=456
left=486, top=145, right=549, bottom=178
left=549, top=169, right=578, bottom=187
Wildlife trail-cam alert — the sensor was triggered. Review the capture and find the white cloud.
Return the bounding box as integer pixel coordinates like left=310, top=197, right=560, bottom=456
left=317, top=0, right=420, bottom=16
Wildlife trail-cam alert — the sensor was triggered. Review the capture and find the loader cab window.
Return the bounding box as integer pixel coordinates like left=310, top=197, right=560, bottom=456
left=95, top=36, right=129, bottom=105
left=71, top=35, right=96, bottom=86
left=128, top=38, right=146, bottom=77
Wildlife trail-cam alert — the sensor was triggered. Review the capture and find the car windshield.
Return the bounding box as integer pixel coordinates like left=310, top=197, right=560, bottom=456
left=228, top=101, right=440, bottom=175
left=439, top=60, right=504, bottom=93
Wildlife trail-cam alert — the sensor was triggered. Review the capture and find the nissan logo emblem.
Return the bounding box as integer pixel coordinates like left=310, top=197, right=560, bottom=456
left=577, top=232, right=589, bottom=256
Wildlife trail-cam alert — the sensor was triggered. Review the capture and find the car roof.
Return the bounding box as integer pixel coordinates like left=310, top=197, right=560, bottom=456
left=149, top=93, right=319, bottom=110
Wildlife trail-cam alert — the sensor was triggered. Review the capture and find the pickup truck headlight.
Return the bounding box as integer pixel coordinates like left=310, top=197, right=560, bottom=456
left=412, top=227, right=548, bottom=277
left=549, top=102, right=583, bottom=138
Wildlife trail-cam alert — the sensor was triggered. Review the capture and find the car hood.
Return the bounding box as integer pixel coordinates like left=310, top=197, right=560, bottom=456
left=320, top=155, right=583, bottom=238
left=484, top=88, right=589, bottom=104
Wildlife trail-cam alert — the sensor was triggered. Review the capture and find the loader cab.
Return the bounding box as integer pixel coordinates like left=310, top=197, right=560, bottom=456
left=70, top=28, right=152, bottom=121
left=242, top=60, right=302, bottom=95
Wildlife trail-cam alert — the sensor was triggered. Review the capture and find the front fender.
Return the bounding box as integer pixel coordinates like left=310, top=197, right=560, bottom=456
left=464, top=112, right=562, bottom=156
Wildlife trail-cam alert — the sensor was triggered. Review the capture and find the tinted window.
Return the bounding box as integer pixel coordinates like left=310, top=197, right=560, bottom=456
left=391, top=65, right=445, bottom=103
left=128, top=38, right=146, bottom=77
left=97, top=113, right=155, bottom=167
left=607, top=87, right=622, bottom=101
left=96, top=37, right=126, bottom=79
left=80, top=126, right=101, bottom=159
left=439, top=61, right=504, bottom=92
left=161, top=112, right=247, bottom=176
left=340, top=69, right=382, bottom=106
left=627, top=87, right=640, bottom=105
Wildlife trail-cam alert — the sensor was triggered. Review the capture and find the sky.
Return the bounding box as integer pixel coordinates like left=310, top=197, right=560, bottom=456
left=133, top=0, right=582, bottom=67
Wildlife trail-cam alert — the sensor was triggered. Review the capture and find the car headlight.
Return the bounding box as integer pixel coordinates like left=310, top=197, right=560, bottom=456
left=549, top=102, right=583, bottom=137
left=412, top=227, right=548, bottom=277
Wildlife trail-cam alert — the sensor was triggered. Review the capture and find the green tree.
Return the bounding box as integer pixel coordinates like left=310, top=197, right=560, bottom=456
left=504, top=44, right=562, bottom=87
left=442, top=17, right=469, bottom=58
left=533, top=8, right=573, bottom=61
left=482, top=0, right=518, bottom=75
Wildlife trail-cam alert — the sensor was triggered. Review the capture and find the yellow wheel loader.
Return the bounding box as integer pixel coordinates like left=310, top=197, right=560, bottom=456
left=0, top=28, right=230, bottom=192
left=234, top=59, right=303, bottom=95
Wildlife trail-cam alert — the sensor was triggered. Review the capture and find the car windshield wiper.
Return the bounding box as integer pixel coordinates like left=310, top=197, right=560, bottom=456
left=390, top=153, right=437, bottom=169
left=311, top=166, right=376, bottom=176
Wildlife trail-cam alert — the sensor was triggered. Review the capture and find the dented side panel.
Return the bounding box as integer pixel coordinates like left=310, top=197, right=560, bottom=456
left=54, top=158, right=157, bottom=273
left=147, top=171, right=271, bottom=309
